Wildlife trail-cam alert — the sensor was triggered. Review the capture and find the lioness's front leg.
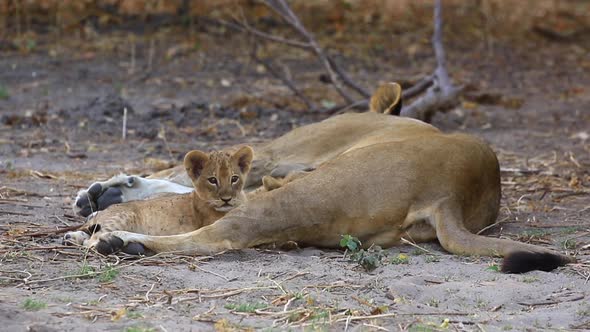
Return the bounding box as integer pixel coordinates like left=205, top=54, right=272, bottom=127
left=94, top=228, right=235, bottom=256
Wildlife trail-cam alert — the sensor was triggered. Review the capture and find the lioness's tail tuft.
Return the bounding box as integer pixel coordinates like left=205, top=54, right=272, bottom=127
left=501, top=251, right=574, bottom=274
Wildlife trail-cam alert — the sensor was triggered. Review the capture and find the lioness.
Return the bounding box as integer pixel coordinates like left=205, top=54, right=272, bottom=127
left=64, top=146, right=253, bottom=251
left=85, top=83, right=574, bottom=273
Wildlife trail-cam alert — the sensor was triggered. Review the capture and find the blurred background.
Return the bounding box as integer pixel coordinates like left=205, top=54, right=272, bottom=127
left=0, top=0, right=588, bottom=172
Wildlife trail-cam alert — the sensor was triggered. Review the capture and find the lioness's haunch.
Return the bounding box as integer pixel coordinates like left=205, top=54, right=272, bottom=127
left=63, top=146, right=253, bottom=252
left=79, top=82, right=574, bottom=273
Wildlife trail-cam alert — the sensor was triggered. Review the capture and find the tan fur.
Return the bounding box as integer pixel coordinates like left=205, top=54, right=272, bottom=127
left=94, top=83, right=574, bottom=267
left=66, top=146, right=253, bottom=247
left=262, top=170, right=310, bottom=191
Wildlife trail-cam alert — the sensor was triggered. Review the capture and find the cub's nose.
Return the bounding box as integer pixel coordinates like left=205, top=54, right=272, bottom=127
left=220, top=197, right=232, bottom=203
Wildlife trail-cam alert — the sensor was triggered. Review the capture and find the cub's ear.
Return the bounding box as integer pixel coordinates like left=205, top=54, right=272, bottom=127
left=232, top=146, right=254, bottom=174
left=370, top=82, right=402, bottom=115
left=184, top=150, right=209, bottom=181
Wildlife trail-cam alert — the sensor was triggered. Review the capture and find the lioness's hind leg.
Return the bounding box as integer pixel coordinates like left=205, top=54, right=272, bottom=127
left=73, top=174, right=193, bottom=217
left=262, top=170, right=311, bottom=191
left=63, top=223, right=101, bottom=246
left=63, top=230, right=90, bottom=246
left=269, top=163, right=315, bottom=178
left=73, top=175, right=132, bottom=216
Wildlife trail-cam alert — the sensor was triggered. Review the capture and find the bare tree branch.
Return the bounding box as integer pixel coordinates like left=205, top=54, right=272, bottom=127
left=217, top=18, right=312, bottom=50
left=250, top=44, right=315, bottom=110
left=263, top=0, right=355, bottom=103
left=400, top=0, right=461, bottom=121
left=326, top=57, right=370, bottom=98
left=215, top=0, right=459, bottom=117
left=402, top=75, right=434, bottom=100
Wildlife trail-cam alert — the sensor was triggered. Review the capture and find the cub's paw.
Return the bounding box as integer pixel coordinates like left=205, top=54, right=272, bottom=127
left=63, top=231, right=90, bottom=246
left=73, top=175, right=136, bottom=217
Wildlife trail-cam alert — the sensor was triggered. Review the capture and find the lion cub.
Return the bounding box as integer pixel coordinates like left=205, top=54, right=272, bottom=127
left=64, top=146, right=254, bottom=250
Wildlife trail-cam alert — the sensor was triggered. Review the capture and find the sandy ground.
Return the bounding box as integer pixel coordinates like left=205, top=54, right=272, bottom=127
left=1, top=24, right=589, bottom=331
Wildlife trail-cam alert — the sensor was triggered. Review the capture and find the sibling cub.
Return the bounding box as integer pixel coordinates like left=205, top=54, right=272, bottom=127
left=64, top=146, right=253, bottom=252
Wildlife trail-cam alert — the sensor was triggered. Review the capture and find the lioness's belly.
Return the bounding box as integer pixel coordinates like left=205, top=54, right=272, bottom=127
left=292, top=216, right=437, bottom=248
left=235, top=131, right=499, bottom=250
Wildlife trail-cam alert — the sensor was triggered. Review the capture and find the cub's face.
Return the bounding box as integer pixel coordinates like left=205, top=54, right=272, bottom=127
left=184, top=146, right=253, bottom=212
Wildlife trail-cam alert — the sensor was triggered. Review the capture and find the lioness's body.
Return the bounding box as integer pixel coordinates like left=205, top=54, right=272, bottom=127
left=85, top=83, right=573, bottom=272
left=102, top=119, right=505, bottom=255
left=150, top=115, right=435, bottom=191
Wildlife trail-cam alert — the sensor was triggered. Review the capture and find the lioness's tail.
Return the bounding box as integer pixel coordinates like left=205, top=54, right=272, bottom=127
left=501, top=251, right=573, bottom=273
left=433, top=199, right=575, bottom=273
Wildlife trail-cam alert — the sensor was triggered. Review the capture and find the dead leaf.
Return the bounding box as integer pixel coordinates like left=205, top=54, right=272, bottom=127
left=110, top=307, right=126, bottom=321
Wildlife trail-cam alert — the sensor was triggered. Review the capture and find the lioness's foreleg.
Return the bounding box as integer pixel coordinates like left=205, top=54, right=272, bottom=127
left=73, top=174, right=192, bottom=217
left=94, top=228, right=230, bottom=256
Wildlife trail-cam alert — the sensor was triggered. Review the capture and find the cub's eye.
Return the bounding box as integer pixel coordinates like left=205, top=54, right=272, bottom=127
left=231, top=175, right=240, bottom=184
left=207, top=177, right=218, bottom=185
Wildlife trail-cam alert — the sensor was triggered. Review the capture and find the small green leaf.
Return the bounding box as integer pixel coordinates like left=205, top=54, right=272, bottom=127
left=486, top=264, right=500, bottom=272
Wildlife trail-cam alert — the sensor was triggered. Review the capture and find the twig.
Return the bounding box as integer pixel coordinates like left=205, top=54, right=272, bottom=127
left=400, top=0, right=461, bottom=121
left=0, top=210, right=34, bottom=216
left=362, top=323, right=390, bottom=332
left=267, top=276, right=288, bottom=295
left=400, top=237, right=433, bottom=255
left=218, top=18, right=311, bottom=50
left=518, top=294, right=584, bottom=307
left=12, top=225, right=80, bottom=238
left=122, top=107, right=128, bottom=140
left=476, top=217, right=510, bottom=235
left=145, top=283, right=156, bottom=302
left=326, top=57, right=370, bottom=98
left=191, top=263, right=230, bottom=281
left=402, top=75, right=434, bottom=100
left=264, top=0, right=354, bottom=103
left=250, top=42, right=314, bottom=110
left=500, top=167, right=541, bottom=174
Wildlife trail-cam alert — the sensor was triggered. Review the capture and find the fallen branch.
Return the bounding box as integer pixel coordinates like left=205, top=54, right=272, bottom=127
left=13, top=224, right=80, bottom=238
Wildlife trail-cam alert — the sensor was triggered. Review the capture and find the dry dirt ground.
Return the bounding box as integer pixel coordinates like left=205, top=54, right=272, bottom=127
left=0, top=26, right=589, bottom=332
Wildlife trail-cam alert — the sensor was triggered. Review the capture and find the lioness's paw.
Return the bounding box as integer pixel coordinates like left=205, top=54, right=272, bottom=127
left=95, top=233, right=125, bottom=255
left=121, top=242, right=151, bottom=256
left=63, top=231, right=90, bottom=246
left=94, top=231, right=149, bottom=256
left=73, top=175, right=136, bottom=217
